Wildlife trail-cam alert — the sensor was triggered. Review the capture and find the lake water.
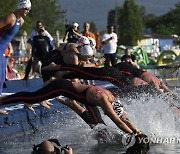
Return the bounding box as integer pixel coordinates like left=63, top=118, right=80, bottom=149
left=0, top=87, right=179, bottom=154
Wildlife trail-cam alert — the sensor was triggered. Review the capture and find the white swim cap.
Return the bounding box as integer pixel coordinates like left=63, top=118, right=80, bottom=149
left=17, top=0, right=31, bottom=9
left=78, top=36, right=93, bottom=56
left=78, top=36, right=90, bottom=45
left=73, top=22, right=79, bottom=28
left=81, top=45, right=94, bottom=56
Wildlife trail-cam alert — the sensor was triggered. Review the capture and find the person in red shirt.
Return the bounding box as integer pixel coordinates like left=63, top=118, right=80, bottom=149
left=82, top=22, right=96, bottom=40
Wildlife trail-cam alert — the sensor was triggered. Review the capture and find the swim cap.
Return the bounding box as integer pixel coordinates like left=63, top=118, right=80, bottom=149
left=17, top=0, right=31, bottom=9
left=78, top=36, right=94, bottom=56
left=79, top=36, right=90, bottom=45
left=81, top=45, right=93, bottom=56
left=73, top=22, right=79, bottom=28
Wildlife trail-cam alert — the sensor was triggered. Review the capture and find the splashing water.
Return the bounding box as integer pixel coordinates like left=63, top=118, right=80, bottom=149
left=0, top=89, right=180, bottom=154
left=123, top=88, right=180, bottom=138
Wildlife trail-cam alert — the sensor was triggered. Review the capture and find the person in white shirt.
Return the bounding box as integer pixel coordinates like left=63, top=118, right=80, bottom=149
left=102, top=25, right=118, bottom=67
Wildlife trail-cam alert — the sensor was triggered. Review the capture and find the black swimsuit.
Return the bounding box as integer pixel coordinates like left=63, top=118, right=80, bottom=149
left=60, top=65, right=133, bottom=87
left=42, top=46, right=67, bottom=82
left=114, top=62, right=145, bottom=78
left=0, top=79, right=88, bottom=105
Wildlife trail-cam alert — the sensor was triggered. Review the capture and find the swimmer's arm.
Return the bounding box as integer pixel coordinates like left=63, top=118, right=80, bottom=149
left=161, top=82, right=171, bottom=92
left=0, top=13, right=16, bottom=29
left=82, top=57, right=106, bottom=67
left=72, top=29, right=82, bottom=37
left=63, top=31, right=69, bottom=42
left=101, top=98, right=133, bottom=134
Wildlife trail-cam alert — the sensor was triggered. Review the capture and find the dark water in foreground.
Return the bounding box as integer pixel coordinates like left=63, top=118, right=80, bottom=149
left=0, top=88, right=180, bottom=154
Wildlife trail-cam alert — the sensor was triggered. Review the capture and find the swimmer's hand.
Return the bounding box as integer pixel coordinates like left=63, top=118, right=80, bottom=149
left=95, top=57, right=106, bottom=67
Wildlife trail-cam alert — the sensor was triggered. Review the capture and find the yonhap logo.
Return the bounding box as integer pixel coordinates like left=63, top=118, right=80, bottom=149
left=122, top=133, right=136, bottom=148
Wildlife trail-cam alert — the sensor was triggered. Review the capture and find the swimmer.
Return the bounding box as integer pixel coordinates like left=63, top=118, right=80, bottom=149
left=0, top=0, right=31, bottom=114
left=0, top=78, right=141, bottom=135
left=42, top=64, right=180, bottom=109
left=42, top=64, right=157, bottom=94
left=42, top=62, right=171, bottom=93
left=114, top=62, right=171, bottom=93
left=25, top=36, right=105, bottom=113
left=36, top=36, right=105, bottom=128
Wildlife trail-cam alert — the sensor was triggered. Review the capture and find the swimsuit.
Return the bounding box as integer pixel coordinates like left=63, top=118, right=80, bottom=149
left=114, top=62, right=145, bottom=78
left=60, top=65, right=133, bottom=87
left=0, top=17, right=21, bottom=94
left=112, top=99, right=124, bottom=118
left=0, top=79, right=90, bottom=105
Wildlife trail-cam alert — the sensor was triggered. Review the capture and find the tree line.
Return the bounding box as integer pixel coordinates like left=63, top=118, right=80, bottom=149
left=107, top=0, right=180, bottom=46
left=0, top=0, right=179, bottom=46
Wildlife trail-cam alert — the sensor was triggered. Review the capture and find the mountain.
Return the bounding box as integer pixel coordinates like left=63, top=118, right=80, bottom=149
left=59, top=0, right=179, bottom=31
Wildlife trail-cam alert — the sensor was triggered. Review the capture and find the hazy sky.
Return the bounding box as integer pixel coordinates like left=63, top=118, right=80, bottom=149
left=59, top=0, right=179, bottom=31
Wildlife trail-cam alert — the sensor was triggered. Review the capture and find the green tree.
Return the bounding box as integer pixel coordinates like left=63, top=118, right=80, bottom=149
left=144, top=2, right=180, bottom=35
left=0, top=0, right=66, bottom=36
left=107, top=6, right=123, bottom=35
left=118, top=0, right=143, bottom=46
left=90, top=21, right=97, bottom=34
left=0, top=1, right=16, bottom=17
left=30, top=0, right=66, bottom=36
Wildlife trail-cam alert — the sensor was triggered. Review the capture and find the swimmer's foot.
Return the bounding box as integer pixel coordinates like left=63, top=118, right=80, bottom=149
left=41, top=62, right=58, bottom=71
left=45, top=101, right=53, bottom=106
left=0, top=109, right=8, bottom=115
left=56, top=97, right=85, bottom=114
left=24, top=103, right=36, bottom=114
left=40, top=101, right=52, bottom=109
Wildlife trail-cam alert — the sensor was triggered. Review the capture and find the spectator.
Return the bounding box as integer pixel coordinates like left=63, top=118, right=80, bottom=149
left=95, top=32, right=101, bottom=52
left=6, top=53, right=21, bottom=80
left=30, top=20, right=53, bottom=42
left=63, top=22, right=81, bottom=43
left=31, top=28, right=54, bottom=75
left=102, top=25, right=118, bottom=67
left=0, top=0, right=31, bottom=114
left=32, top=138, right=73, bottom=154
left=81, top=22, right=96, bottom=40
left=24, top=21, right=54, bottom=79
left=121, top=48, right=138, bottom=68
